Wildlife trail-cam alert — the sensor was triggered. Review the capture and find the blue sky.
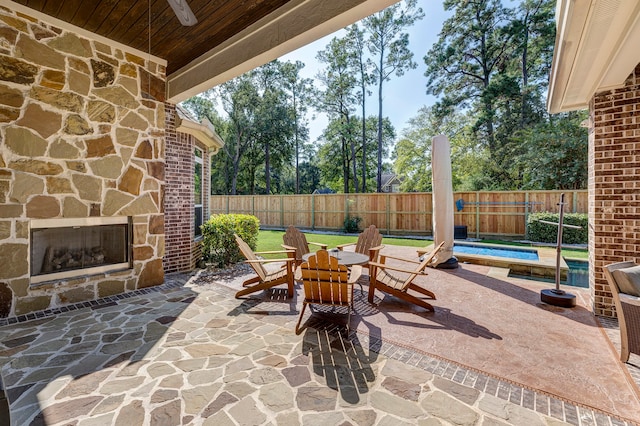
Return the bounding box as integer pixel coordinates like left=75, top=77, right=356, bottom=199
left=280, top=0, right=452, bottom=143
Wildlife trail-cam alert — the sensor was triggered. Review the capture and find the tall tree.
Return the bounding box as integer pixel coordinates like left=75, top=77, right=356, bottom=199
left=215, top=73, right=260, bottom=195
left=315, top=36, right=360, bottom=192
left=510, top=0, right=555, bottom=127
left=424, top=0, right=513, bottom=156
left=364, top=0, right=424, bottom=192
left=319, top=115, right=394, bottom=193
left=345, top=24, right=374, bottom=191
left=281, top=61, right=312, bottom=194
left=254, top=61, right=295, bottom=194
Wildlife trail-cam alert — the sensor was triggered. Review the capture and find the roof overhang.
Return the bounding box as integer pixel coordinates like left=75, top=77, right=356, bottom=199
left=7, top=0, right=398, bottom=104
left=547, top=0, right=640, bottom=113
left=175, top=107, right=225, bottom=154
left=166, top=0, right=397, bottom=103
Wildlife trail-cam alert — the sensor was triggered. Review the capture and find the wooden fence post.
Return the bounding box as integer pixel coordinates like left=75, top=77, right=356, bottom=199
left=344, top=194, right=349, bottom=229
left=525, top=192, right=529, bottom=238
left=280, top=195, right=284, bottom=227
left=386, top=193, right=391, bottom=235
left=475, top=192, right=480, bottom=239
left=311, top=193, right=315, bottom=230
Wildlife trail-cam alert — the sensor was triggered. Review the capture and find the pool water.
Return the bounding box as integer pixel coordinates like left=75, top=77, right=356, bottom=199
left=454, top=243, right=539, bottom=261
left=509, top=259, right=589, bottom=288
left=564, top=259, right=589, bottom=288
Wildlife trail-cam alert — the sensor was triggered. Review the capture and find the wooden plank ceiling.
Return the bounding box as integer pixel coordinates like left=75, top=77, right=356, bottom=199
left=13, top=0, right=291, bottom=74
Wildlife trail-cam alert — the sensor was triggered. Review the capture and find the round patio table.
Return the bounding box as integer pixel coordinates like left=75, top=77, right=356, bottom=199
left=301, top=250, right=369, bottom=266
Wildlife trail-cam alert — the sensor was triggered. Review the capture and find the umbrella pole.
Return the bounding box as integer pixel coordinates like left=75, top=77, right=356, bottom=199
left=540, top=193, right=576, bottom=307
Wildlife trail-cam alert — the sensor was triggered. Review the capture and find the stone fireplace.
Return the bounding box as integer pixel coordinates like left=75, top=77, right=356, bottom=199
left=0, top=8, right=166, bottom=317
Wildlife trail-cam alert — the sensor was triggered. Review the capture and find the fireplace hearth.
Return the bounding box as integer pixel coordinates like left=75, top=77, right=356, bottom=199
left=31, top=217, right=132, bottom=284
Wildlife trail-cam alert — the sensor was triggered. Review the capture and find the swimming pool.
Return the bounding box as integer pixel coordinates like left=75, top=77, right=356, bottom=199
left=564, top=259, right=589, bottom=288
left=454, top=243, right=539, bottom=261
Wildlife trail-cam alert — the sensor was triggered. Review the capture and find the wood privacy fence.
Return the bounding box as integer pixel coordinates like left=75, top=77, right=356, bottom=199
left=210, top=190, right=588, bottom=239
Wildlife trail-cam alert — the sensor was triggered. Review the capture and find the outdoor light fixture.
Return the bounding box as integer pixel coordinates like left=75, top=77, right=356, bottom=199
left=166, top=0, right=198, bottom=26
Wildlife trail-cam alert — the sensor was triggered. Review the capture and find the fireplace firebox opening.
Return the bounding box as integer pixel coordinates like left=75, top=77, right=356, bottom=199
left=30, top=217, right=132, bottom=284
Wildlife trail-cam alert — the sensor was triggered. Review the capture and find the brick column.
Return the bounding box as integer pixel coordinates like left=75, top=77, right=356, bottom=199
left=164, top=103, right=195, bottom=273
left=590, top=64, right=640, bottom=317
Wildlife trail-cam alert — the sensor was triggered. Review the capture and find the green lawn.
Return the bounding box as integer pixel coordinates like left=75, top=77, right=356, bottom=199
left=256, top=230, right=588, bottom=260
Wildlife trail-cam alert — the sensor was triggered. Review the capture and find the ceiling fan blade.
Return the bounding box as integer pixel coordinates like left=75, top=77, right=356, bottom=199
left=166, top=0, right=198, bottom=26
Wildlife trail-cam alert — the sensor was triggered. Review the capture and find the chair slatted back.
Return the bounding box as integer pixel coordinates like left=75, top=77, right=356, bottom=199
left=379, top=241, right=445, bottom=291
left=282, top=225, right=309, bottom=261
left=355, top=225, right=382, bottom=255
left=234, top=234, right=267, bottom=280
left=299, top=250, right=350, bottom=304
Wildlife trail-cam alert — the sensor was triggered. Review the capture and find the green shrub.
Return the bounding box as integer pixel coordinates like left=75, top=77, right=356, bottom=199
left=343, top=216, right=362, bottom=233
left=526, top=212, right=587, bottom=244
left=201, top=214, right=260, bottom=267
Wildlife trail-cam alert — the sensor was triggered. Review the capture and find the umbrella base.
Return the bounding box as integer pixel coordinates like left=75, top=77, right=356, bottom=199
left=540, top=289, right=576, bottom=308
left=435, top=257, right=459, bottom=269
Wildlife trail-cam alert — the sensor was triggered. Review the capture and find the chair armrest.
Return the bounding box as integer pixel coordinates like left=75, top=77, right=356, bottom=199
left=348, top=265, right=363, bottom=283
left=255, top=250, right=293, bottom=255
left=378, top=254, right=419, bottom=265
left=369, top=261, right=426, bottom=275
left=368, top=245, right=385, bottom=258
left=281, top=244, right=297, bottom=251
left=336, top=243, right=355, bottom=251
left=308, top=242, right=328, bottom=249
left=620, top=293, right=640, bottom=307
left=245, top=258, right=295, bottom=264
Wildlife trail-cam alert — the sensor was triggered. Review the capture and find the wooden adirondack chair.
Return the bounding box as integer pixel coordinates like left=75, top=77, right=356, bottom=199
left=281, top=225, right=327, bottom=265
left=234, top=234, right=296, bottom=299
left=295, top=249, right=362, bottom=334
left=336, top=224, right=385, bottom=264
left=368, top=242, right=445, bottom=312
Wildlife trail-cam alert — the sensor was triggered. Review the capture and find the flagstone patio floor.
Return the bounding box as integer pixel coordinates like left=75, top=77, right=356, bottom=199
left=0, top=245, right=639, bottom=425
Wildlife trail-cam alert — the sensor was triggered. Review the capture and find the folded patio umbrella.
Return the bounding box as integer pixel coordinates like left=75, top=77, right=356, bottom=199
left=431, top=134, right=455, bottom=267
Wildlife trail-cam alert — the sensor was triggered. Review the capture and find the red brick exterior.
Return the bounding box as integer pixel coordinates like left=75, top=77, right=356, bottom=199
left=590, top=64, right=640, bottom=317
left=163, top=103, right=212, bottom=273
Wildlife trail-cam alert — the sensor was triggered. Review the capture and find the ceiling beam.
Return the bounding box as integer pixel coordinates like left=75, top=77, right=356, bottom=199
left=166, top=0, right=398, bottom=103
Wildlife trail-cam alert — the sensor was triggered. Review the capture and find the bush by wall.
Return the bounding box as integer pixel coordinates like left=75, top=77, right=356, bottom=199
left=201, top=214, right=260, bottom=267
left=526, top=212, right=587, bottom=244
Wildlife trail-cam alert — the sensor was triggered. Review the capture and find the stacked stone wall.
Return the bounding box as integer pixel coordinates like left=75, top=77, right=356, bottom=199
left=590, top=64, right=640, bottom=317
left=0, top=8, right=166, bottom=317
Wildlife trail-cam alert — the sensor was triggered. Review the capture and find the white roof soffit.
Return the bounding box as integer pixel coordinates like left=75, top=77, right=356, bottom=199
left=547, top=0, right=640, bottom=114
left=176, top=116, right=224, bottom=154
left=166, top=0, right=399, bottom=103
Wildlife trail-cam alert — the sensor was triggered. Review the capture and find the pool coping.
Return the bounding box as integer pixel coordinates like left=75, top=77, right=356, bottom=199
left=423, top=241, right=569, bottom=280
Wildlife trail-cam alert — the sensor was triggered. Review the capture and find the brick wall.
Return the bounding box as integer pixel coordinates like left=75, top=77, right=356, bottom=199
left=163, top=105, right=213, bottom=273
left=590, top=64, right=640, bottom=317
left=164, top=104, right=194, bottom=273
